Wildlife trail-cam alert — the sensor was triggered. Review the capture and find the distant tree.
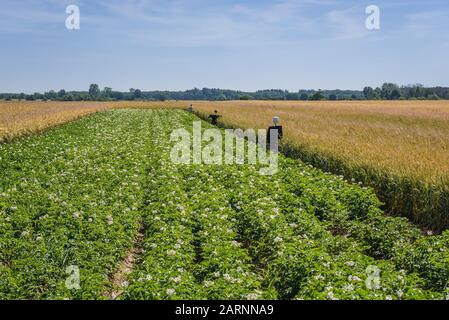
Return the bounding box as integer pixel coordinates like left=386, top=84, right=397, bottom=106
left=34, top=92, right=43, bottom=100
left=89, top=84, right=100, bottom=99
left=404, top=84, right=423, bottom=99
left=45, top=90, right=57, bottom=100
left=77, top=92, right=89, bottom=101
left=3, top=85, right=449, bottom=102
left=428, top=93, right=440, bottom=100
left=286, top=92, right=299, bottom=100
left=363, top=86, right=375, bottom=100
left=381, top=83, right=401, bottom=100
left=112, top=91, right=124, bottom=100
left=329, top=94, right=338, bottom=101
left=374, top=87, right=381, bottom=99
left=299, top=93, right=309, bottom=101
left=217, top=94, right=227, bottom=101
left=102, top=87, right=112, bottom=99
left=128, top=88, right=136, bottom=100
left=58, top=89, right=66, bottom=98
left=310, top=91, right=326, bottom=101
left=154, top=92, right=166, bottom=101
left=390, top=88, right=401, bottom=100
left=133, top=89, right=143, bottom=100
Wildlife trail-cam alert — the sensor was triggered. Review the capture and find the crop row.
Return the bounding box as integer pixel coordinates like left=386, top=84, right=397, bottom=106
left=129, top=111, right=446, bottom=299
left=202, top=164, right=436, bottom=299
left=0, top=111, right=151, bottom=299
left=276, top=160, right=449, bottom=293
left=125, top=112, right=273, bottom=299
left=182, top=114, right=448, bottom=299
left=1, top=109, right=449, bottom=299
left=124, top=113, right=203, bottom=299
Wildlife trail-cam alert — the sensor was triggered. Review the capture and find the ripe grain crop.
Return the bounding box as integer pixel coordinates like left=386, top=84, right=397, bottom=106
left=0, top=101, right=108, bottom=142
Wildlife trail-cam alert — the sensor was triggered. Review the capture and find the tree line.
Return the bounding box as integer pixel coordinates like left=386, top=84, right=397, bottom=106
left=362, top=83, right=448, bottom=100
left=1, top=83, right=448, bottom=101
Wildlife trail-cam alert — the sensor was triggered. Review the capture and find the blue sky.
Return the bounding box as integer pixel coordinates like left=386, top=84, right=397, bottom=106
left=0, top=0, right=448, bottom=93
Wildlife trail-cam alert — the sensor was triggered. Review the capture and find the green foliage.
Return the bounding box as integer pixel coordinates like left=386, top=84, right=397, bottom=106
left=309, top=91, right=326, bottom=101
left=281, top=142, right=449, bottom=232
left=88, top=84, right=100, bottom=99
left=2, top=84, right=448, bottom=101
left=393, top=231, right=449, bottom=291
left=1, top=109, right=449, bottom=300
left=299, top=93, right=309, bottom=101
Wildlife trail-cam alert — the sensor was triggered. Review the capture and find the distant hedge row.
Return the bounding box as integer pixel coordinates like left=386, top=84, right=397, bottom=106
left=1, top=83, right=448, bottom=102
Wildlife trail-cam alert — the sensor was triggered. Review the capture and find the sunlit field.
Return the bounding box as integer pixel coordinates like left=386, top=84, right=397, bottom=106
left=173, top=100, right=449, bottom=183
left=0, top=101, right=108, bottom=142
left=2, top=100, right=449, bottom=230
left=114, top=100, right=449, bottom=230
left=2, top=108, right=449, bottom=300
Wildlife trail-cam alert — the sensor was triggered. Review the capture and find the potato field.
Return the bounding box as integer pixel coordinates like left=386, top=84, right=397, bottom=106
left=1, top=109, right=449, bottom=300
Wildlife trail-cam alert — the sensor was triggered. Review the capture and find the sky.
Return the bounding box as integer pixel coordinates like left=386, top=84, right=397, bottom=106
left=0, top=0, right=448, bottom=93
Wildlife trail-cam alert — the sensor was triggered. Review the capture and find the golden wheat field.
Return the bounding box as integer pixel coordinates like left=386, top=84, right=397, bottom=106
left=0, top=101, right=108, bottom=142
left=189, top=100, right=449, bottom=182
left=2, top=100, right=449, bottom=229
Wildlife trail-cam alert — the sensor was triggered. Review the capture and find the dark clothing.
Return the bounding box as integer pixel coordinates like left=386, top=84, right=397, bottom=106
left=267, top=126, right=283, bottom=144
left=209, top=114, right=221, bottom=125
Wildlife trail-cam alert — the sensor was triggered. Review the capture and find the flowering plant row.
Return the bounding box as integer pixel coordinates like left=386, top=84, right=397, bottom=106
left=1, top=109, right=448, bottom=300
left=0, top=111, right=148, bottom=299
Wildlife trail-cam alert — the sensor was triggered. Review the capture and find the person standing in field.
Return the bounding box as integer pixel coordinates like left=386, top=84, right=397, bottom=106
left=209, top=110, right=221, bottom=125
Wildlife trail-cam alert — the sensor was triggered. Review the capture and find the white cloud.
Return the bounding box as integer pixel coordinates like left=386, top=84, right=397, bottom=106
left=325, top=6, right=371, bottom=40
left=1, top=0, right=447, bottom=47
left=404, top=11, right=449, bottom=36
left=91, top=0, right=333, bottom=47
